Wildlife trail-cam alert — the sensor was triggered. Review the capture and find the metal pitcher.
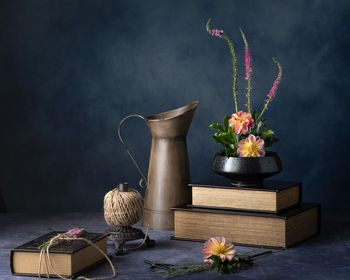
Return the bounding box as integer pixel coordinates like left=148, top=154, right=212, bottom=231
left=118, top=101, right=199, bottom=230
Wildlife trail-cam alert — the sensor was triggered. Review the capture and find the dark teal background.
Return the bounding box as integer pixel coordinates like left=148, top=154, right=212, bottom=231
left=1, top=0, right=349, bottom=212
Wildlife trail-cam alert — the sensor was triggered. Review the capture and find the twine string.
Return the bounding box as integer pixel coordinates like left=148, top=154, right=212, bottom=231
left=38, top=234, right=116, bottom=280
left=38, top=247, right=51, bottom=278
left=104, top=188, right=143, bottom=227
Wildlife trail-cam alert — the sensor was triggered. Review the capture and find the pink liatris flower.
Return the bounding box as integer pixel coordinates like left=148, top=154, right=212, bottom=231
left=210, top=29, right=223, bottom=37
left=237, top=134, right=265, bottom=157
left=229, top=111, right=255, bottom=135
left=267, top=58, right=282, bottom=99
left=244, top=47, right=252, bottom=80
left=202, top=236, right=236, bottom=263
left=238, top=27, right=253, bottom=112
left=239, top=27, right=252, bottom=80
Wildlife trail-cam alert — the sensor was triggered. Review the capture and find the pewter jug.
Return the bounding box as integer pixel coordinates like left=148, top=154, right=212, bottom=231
left=118, top=101, right=199, bottom=230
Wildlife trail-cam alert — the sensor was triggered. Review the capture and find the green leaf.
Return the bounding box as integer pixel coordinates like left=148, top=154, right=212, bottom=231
left=212, top=134, right=224, bottom=145
left=227, top=125, right=235, bottom=137
left=225, top=146, right=237, bottom=157
left=256, top=121, right=263, bottom=133
left=208, top=255, right=223, bottom=272
left=227, top=263, right=233, bottom=274
left=217, top=265, right=222, bottom=273
left=210, top=116, right=241, bottom=156
left=210, top=262, right=218, bottom=271
left=209, top=123, right=225, bottom=133
left=261, top=120, right=269, bottom=132
left=208, top=255, right=222, bottom=263
left=219, top=135, right=229, bottom=145
left=264, top=137, right=279, bottom=148
left=216, top=132, right=235, bottom=145
left=252, top=110, right=259, bottom=123
left=223, top=115, right=230, bottom=131
left=221, top=263, right=231, bottom=274
left=262, top=129, right=274, bottom=139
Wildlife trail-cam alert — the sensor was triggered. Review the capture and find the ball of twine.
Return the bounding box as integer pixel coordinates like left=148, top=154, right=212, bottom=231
left=104, top=187, right=143, bottom=227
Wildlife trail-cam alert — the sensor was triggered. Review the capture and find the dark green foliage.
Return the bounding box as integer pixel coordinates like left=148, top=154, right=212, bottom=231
left=207, top=254, right=256, bottom=275
left=251, top=110, right=279, bottom=149
left=210, top=113, right=279, bottom=157
left=209, top=115, right=238, bottom=157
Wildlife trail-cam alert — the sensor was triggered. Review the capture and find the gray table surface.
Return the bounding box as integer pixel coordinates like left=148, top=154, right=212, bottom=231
left=1, top=213, right=349, bottom=280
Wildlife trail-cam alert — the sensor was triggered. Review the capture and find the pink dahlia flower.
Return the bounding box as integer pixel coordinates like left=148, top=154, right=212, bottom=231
left=202, top=236, right=236, bottom=263
left=237, top=134, right=265, bottom=157
left=229, top=111, right=255, bottom=135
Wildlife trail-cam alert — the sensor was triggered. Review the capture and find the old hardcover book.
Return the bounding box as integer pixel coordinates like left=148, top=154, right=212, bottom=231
left=10, top=231, right=107, bottom=278
left=190, top=178, right=301, bottom=213
left=173, top=203, right=320, bottom=249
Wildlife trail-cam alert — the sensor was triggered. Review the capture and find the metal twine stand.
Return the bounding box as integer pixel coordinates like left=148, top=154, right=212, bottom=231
left=105, top=183, right=155, bottom=255
left=105, top=115, right=155, bottom=255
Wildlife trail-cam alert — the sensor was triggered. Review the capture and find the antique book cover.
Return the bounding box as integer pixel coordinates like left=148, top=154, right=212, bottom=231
left=10, top=231, right=108, bottom=278
left=173, top=203, right=320, bottom=249
left=190, top=178, right=301, bottom=213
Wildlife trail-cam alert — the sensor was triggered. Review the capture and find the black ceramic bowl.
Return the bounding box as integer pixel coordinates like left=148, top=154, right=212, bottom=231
left=211, top=151, right=283, bottom=188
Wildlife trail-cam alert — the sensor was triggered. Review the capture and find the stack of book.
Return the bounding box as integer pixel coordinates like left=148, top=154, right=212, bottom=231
left=172, top=177, right=320, bottom=248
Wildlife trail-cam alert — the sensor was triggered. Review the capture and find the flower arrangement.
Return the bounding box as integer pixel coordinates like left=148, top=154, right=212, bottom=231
left=207, top=18, right=282, bottom=157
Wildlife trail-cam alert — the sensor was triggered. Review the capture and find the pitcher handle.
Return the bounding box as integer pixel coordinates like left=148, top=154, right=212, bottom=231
left=118, top=114, right=149, bottom=188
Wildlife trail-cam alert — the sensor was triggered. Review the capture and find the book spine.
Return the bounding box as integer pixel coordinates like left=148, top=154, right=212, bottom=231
left=10, top=250, right=14, bottom=275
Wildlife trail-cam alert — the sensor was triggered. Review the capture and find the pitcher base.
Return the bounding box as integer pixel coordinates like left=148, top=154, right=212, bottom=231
left=142, top=208, right=174, bottom=231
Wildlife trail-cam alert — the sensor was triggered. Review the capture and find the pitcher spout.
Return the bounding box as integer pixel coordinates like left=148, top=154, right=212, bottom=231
left=146, top=101, right=199, bottom=138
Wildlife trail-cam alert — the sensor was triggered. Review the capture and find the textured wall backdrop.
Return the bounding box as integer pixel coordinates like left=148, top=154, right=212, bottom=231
left=0, top=0, right=349, bottom=212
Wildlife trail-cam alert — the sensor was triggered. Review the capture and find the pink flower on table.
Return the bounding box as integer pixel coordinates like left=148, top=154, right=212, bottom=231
left=202, top=236, right=236, bottom=263
left=237, top=134, right=265, bottom=157
left=229, top=111, right=255, bottom=135
left=65, top=228, right=86, bottom=238
left=210, top=29, right=223, bottom=37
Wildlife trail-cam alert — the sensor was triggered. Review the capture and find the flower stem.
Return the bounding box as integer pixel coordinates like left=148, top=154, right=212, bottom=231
left=221, top=33, right=238, bottom=113
left=257, top=96, right=271, bottom=123
left=247, top=75, right=252, bottom=113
